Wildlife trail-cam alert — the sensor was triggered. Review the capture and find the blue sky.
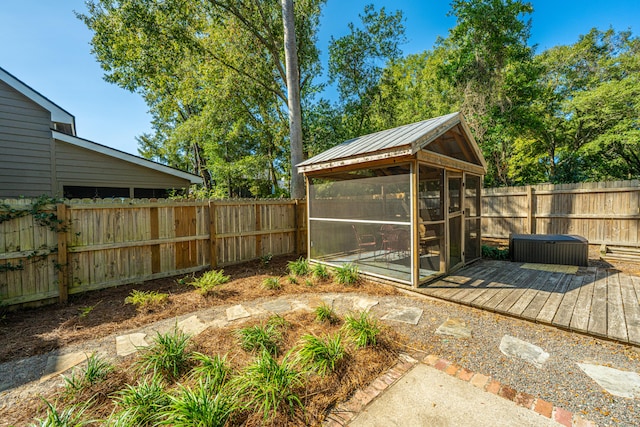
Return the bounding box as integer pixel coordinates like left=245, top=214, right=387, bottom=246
left=1, top=0, right=638, bottom=156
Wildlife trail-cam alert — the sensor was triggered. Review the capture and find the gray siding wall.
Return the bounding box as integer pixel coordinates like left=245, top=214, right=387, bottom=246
left=55, top=141, right=191, bottom=191
left=0, top=80, right=53, bottom=197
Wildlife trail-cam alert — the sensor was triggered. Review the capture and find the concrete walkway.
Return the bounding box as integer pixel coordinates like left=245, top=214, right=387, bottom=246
left=348, top=363, right=560, bottom=427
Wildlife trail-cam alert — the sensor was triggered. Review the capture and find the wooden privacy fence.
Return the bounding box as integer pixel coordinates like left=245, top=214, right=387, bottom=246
left=482, top=180, right=640, bottom=246
left=0, top=198, right=306, bottom=308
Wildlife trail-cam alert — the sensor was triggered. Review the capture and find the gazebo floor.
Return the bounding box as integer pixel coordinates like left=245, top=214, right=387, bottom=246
left=415, top=260, right=640, bottom=346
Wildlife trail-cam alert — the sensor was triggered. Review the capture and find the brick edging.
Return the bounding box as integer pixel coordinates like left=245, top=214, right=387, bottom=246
left=324, top=354, right=598, bottom=427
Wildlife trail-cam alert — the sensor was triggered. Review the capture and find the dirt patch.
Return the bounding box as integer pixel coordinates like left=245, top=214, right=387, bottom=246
left=0, top=255, right=397, bottom=365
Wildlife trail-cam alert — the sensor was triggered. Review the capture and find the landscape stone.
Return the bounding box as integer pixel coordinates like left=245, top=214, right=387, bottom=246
left=577, top=363, right=640, bottom=398
left=353, top=297, right=379, bottom=312
left=436, top=318, right=472, bottom=339
left=499, top=335, right=549, bottom=368
left=178, top=315, right=208, bottom=336
left=116, top=332, right=149, bottom=357
left=226, top=304, right=251, bottom=321
left=40, top=352, right=87, bottom=382
left=381, top=307, right=423, bottom=325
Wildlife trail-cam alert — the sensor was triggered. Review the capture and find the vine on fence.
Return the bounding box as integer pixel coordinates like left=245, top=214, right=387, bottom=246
left=0, top=261, right=24, bottom=272
left=0, top=195, right=68, bottom=232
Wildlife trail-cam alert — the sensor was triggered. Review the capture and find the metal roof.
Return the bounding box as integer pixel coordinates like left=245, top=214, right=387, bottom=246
left=298, top=111, right=477, bottom=172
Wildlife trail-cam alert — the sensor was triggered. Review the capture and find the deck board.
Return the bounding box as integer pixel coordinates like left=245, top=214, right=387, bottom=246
left=620, top=273, right=640, bottom=345
left=587, top=269, right=608, bottom=337
left=520, top=272, right=563, bottom=320
left=569, top=268, right=596, bottom=333
left=416, top=260, right=640, bottom=346
left=607, top=271, right=628, bottom=342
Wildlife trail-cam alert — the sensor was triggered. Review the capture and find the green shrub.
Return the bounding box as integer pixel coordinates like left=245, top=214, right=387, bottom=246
left=124, top=290, right=168, bottom=311
left=334, top=263, right=359, bottom=286
left=190, top=270, right=230, bottom=295
left=162, top=380, right=235, bottom=427
left=63, top=353, right=114, bottom=397
left=296, top=333, right=345, bottom=376
left=262, top=276, right=282, bottom=290
left=235, top=323, right=281, bottom=355
left=314, top=303, right=339, bottom=324
left=287, top=257, right=309, bottom=276
left=343, top=311, right=380, bottom=348
left=287, top=275, right=298, bottom=284
left=259, top=253, right=273, bottom=267
left=481, top=245, right=509, bottom=260
left=110, top=376, right=169, bottom=426
left=304, top=278, right=314, bottom=287
left=136, top=328, right=192, bottom=381
left=189, top=353, right=231, bottom=391
left=311, top=263, right=330, bottom=280
left=31, top=399, right=91, bottom=427
left=233, top=350, right=304, bottom=422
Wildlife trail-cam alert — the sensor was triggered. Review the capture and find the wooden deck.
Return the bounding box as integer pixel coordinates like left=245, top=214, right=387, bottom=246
left=417, top=260, right=640, bottom=346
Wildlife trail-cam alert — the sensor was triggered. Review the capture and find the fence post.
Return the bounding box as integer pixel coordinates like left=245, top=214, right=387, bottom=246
left=255, top=203, right=262, bottom=259
left=208, top=201, right=217, bottom=268
left=526, top=186, right=536, bottom=234
left=56, top=202, right=69, bottom=304
left=294, top=199, right=304, bottom=255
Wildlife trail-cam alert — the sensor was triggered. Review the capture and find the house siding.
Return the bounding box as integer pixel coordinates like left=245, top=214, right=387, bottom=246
left=0, top=80, right=53, bottom=197
left=55, top=141, right=192, bottom=192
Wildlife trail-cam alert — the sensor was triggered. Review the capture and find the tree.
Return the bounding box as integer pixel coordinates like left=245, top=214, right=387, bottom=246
left=438, top=0, right=540, bottom=186
left=533, top=28, right=640, bottom=182
left=281, top=0, right=305, bottom=198
left=328, top=4, right=406, bottom=137
left=79, top=0, right=325, bottom=197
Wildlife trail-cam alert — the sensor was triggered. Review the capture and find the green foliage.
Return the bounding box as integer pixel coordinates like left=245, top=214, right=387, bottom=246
left=296, top=333, right=345, bottom=376
left=235, top=323, right=281, bottom=355
left=287, top=257, right=310, bottom=276
left=136, top=328, right=192, bottom=381
left=311, top=263, right=330, bottom=280
left=262, top=276, right=282, bottom=290
left=189, top=353, right=231, bottom=391
left=190, top=270, right=230, bottom=295
left=343, top=311, right=380, bottom=349
left=314, top=303, right=339, bottom=324
left=0, top=195, right=68, bottom=232
left=287, top=275, right=298, bottom=285
left=481, top=245, right=510, bottom=260
left=333, top=263, right=359, bottom=286
left=63, top=354, right=114, bottom=397
left=259, top=253, right=273, bottom=267
left=0, top=260, right=24, bottom=273
left=79, top=0, right=325, bottom=197
left=110, top=376, right=169, bottom=427
left=304, top=278, right=314, bottom=287
left=124, top=290, right=168, bottom=311
left=328, top=4, right=407, bottom=136
left=162, top=380, right=235, bottom=427
left=233, top=350, right=304, bottom=422
left=30, top=399, right=91, bottom=427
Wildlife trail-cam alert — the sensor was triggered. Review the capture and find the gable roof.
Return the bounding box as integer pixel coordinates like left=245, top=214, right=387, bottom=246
left=298, top=112, right=487, bottom=174
left=0, top=66, right=76, bottom=130
left=53, top=131, right=203, bottom=184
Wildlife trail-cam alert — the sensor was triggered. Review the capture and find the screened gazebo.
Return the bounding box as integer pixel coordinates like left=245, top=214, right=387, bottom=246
left=298, top=112, right=487, bottom=288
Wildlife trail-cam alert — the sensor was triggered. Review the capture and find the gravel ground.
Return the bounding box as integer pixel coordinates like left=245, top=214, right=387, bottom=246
left=2, top=289, right=639, bottom=426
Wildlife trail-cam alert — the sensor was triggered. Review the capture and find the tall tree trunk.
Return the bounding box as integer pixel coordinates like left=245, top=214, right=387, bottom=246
left=281, top=0, right=305, bottom=199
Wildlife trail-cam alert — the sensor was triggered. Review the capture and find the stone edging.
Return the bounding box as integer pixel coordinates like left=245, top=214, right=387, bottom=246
left=324, top=354, right=598, bottom=427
